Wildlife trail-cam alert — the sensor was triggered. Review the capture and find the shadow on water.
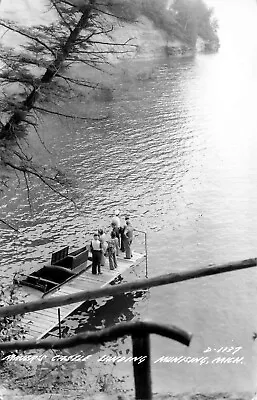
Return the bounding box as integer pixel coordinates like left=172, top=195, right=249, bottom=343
left=51, top=286, right=149, bottom=356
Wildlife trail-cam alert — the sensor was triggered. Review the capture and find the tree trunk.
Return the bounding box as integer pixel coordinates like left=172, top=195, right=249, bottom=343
left=0, top=1, right=95, bottom=139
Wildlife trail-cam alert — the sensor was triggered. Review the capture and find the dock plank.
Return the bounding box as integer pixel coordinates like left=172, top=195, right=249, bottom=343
left=27, top=321, right=52, bottom=332
left=65, top=281, right=87, bottom=290
left=32, top=310, right=58, bottom=319
left=22, top=315, right=57, bottom=325
left=27, top=325, right=47, bottom=334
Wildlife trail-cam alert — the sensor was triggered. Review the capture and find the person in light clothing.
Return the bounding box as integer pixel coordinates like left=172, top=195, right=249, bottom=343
left=90, top=233, right=103, bottom=275
left=107, top=231, right=119, bottom=270
left=123, top=217, right=134, bottom=259
left=111, top=209, right=121, bottom=247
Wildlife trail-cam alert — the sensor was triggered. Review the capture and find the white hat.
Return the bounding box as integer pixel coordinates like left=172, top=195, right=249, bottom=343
left=115, top=209, right=120, bottom=216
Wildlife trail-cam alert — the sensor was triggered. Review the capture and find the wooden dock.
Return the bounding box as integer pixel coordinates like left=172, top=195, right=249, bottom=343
left=19, top=252, right=145, bottom=340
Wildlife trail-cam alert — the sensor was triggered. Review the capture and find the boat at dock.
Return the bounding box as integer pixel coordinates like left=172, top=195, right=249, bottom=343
left=14, top=244, right=146, bottom=340
left=16, top=245, right=90, bottom=295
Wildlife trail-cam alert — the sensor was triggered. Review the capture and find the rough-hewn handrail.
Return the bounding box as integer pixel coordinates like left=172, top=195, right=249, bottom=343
left=1, top=257, right=257, bottom=318
left=0, top=321, right=192, bottom=351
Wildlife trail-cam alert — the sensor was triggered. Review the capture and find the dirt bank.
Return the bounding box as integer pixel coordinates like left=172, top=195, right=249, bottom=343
left=0, top=349, right=255, bottom=400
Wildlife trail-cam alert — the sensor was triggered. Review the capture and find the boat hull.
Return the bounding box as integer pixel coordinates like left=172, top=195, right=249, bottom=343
left=15, top=246, right=89, bottom=294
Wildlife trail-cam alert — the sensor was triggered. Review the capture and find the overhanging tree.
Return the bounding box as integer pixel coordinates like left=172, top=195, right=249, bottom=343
left=0, top=0, right=135, bottom=225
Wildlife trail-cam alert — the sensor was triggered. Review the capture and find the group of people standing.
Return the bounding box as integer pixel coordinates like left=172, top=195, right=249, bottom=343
left=90, top=210, right=134, bottom=275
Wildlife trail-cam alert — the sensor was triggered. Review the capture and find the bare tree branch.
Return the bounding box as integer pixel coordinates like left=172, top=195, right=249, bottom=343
left=0, top=218, right=19, bottom=232
left=51, top=0, right=73, bottom=33
left=88, top=37, right=137, bottom=46
left=0, top=20, right=56, bottom=58
left=23, top=171, right=32, bottom=213
left=33, top=105, right=108, bottom=120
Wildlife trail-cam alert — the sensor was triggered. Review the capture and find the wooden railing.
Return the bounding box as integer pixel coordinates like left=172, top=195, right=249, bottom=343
left=1, top=256, right=257, bottom=318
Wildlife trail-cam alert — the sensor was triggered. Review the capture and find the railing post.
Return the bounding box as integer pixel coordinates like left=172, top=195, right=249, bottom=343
left=132, top=333, right=152, bottom=400
left=144, top=232, right=148, bottom=278
left=58, top=308, right=62, bottom=339
left=134, top=229, right=148, bottom=278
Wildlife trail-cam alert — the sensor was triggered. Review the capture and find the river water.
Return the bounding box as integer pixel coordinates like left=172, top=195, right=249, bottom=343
left=1, top=0, right=257, bottom=395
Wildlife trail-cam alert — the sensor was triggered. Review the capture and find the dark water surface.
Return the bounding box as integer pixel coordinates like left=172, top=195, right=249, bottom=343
left=1, top=0, right=257, bottom=394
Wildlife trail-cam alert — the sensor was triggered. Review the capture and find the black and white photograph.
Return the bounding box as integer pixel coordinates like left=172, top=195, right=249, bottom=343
left=0, top=0, right=257, bottom=399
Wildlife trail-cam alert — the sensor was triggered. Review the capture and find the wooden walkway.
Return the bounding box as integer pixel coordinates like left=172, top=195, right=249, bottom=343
left=20, top=252, right=145, bottom=340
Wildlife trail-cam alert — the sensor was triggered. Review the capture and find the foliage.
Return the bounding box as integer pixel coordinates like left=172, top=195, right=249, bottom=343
left=173, top=0, right=219, bottom=45
left=1, top=346, right=129, bottom=398
left=140, top=0, right=184, bottom=40
left=104, top=0, right=219, bottom=47
left=103, top=0, right=141, bottom=22
left=0, top=279, right=28, bottom=362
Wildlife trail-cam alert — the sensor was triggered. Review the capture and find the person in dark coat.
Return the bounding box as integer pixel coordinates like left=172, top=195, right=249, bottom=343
left=111, top=222, right=120, bottom=243
left=119, top=223, right=126, bottom=253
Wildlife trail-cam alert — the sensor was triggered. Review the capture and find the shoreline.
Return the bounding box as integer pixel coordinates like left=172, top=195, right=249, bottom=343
left=0, top=348, right=255, bottom=399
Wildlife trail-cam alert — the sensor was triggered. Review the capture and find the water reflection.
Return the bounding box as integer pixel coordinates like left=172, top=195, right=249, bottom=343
left=52, top=290, right=147, bottom=356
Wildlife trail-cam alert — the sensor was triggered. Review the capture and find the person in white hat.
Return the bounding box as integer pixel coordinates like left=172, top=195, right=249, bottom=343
left=111, top=209, right=121, bottom=247
left=111, top=209, right=121, bottom=229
